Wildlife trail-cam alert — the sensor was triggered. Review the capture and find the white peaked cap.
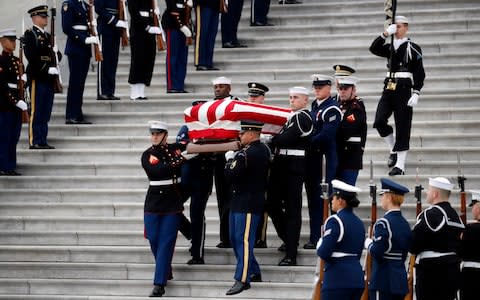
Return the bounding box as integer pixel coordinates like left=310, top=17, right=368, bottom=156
left=332, top=179, right=362, bottom=193
left=0, top=28, right=16, bottom=38
left=429, top=177, right=454, bottom=191
left=148, top=120, right=168, bottom=132
left=395, top=15, right=409, bottom=24
left=337, top=76, right=359, bottom=86
left=288, top=86, right=309, bottom=95
left=212, top=76, right=232, bottom=85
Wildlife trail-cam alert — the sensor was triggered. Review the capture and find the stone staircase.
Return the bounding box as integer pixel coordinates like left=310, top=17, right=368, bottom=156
left=1, top=0, right=480, bottom=298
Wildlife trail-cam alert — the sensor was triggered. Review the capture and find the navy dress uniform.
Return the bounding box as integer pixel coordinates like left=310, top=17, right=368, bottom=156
left=221, top=0, right=247, bottom=48
left=458, top=190, right=480, bottom=300
left=194, top=0, right=220, bottom=70
left=267, top=86, right=313, bottom=265
left=305, top=74, right=342, bottom=249
left=370, top=15, right=425, bottom=176
left=95, top=0, right=124, bottom=100
left=141, top=121, right=186, bottom=297
left=366, top=178, right=412, bottom=300
left=24, top=5, right=58, bottom=149
left=224, top=120, right=271, bottom=295
left=316, top=179, right=365, bottom=300
left=0, top=29, right=24, bottom=176
left=250, top=0, right=272, bottom=26
left=62, top=0, right=97, bottom=124
left=335, top=76, right=367, bottom=185
left=162, top=0, right=191, bottom=93
left=411, top=177, right=464, bottom=300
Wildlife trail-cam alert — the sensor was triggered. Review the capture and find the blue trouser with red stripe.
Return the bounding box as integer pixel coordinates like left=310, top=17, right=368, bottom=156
left=165, top=29, right=188, bottom=91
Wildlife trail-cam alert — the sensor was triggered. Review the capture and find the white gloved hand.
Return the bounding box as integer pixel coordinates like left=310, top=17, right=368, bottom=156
left=186, top=0, right=193, bottom=7
left=181, top=150, right=198, bottom=160
left=21, top=73, right=27, bottom=82
left=154, top=7, right=161, bottom=16
left=147, top=26, right=162, bottom=35
left=116, top=20, right=128, bottom=29
left=316, top=238, right=323, bottom=250
left=225, top=150, right=235, bottom=161
left=260, top=133, right=272, bottom=144
left=385, top=24, right=397, bottom=36
left=52, top=45, right=58, bottom=53
left=85, top=36, right=99, bottom=45
left=48, top=67, right=59, bottom=75
left=16, top=100, right=28, bottom=111
left=180, top=25, right=192, bottom=38
left=407, top=93, right=419, bottom=107
left=364, top=238, right=373, bottom=249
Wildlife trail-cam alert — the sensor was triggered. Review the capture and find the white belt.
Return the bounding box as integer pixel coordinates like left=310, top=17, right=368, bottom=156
left=73, top=25, right=88, bottom=30
left=139, top=11, right=149, bottom=17
left=463, top=261, right=480, bottom=269
left=346, top=137, right=361, bottom=142
left=331, top=252, right=356, bottom=258
left=415, top=251, right=456, bottom=263
left=7, top=83, right=17, bottom=89
left=387, top=72, right=413, bottom=79
left=278, top=149, right=305, bottom=156
left=150, top=178, right=181, bottom=186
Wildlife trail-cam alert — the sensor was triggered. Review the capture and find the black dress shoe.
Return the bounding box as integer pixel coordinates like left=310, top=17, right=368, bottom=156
left=186, top=257, right=205, bottom=265
left=303, top=241, right=316, bottom=249
left=278, top=257, right=297, bottom=266
left=65, top=119, right=92, bottom=125
left=250, top=273, right=262, bottom=282
left=232, top=42, right=248, bottom=48
left=2, top=170, right=21, bottom=176
left=216, top=241, right=232, bottom=248
left=279, top=0, right=302, bottom=3
left=255, top=240, right=267, bottom=248
left=196, top=65, right=219, bottom=71
left=389, top=167, right=405, bottom=176
left=226, top=281, right=250, bottom=295
left=277, top=243, right=286, bottom=252
left=222, top=42, right=236, bottom=48
left=167, top=89, right=188, bottom=93
left=107, top=95, right=120, bottom=100
left=251, top=21, right=274, bottom=26
left=96, top=94, right=110, bottom=100
left=30, top=144, right=55, bottom=150
left=130, top=96, right=148, bottom=101
left=388, top=153, right=397, bottom=168
left=149, top=285, right=165, bottom=297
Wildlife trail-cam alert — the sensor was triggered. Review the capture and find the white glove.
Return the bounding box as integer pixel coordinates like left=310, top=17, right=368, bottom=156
left=154, top=7, right=161, bottom=16
left=115, top=20, right=128, bottom=29
left=186, top=0, right=193, bottom=7
left=385, top=24, right=397, bottom=36
left=48, top=67, right=59, bottom=75
left=316, top=238, right=323, bottom=250
left=21, top=73, right=27, bottom=82
left=85, top=36, right=99, bottom=45
left=147, top=26, right=162, bottom=35
left=16, top=100, right=28, bottom=111
left=181, top=150, right=198, bottom=160
left=180, top=25, right=192, bottom=38
left=364, top=238, right=373, bottom=249
left=260, top=134, right=272, bottom=144
left=52, top=45, right=58, bottom=53
left=225, top=150, right=235, bottom=161
left=407, top=93, right=419, bottom=107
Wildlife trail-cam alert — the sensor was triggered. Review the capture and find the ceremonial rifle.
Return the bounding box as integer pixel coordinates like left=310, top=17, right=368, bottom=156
left=360, top=159, right=377, bottom=300
left=184, top=1, right=193, bottom=46
left=87, top=0, right=103, bottom=61
left=50, top=5, right=63, bottom=93
left=118, top=0, right=130, bottom=48
left=152, top=0, right=166, bottom=51
left=457, top=153, right=467, bottom=224
left=385, top=0, right=397, bottom=91
left=404, top=167, right=423, bottom=300
left=18, top=19, right=30, bottom=124
left=311, top=156, right=330, bottom=300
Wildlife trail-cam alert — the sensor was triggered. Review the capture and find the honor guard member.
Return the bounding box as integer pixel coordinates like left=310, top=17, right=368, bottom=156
left=95, top=0, right=127, bottom=100
left=335, top=76, right=366, bottom=185
left=370, top=15, right=425, bottom=176
left=224, top=120, right=271, bottom=295
left=0, top=28, right=26, bottom=176
left=316, top=179, right=365, bottom=300
left=247, top=82, right=268, bottom=104
left=304, top=74, right=341, bottom=249
left=365, top=178, right=412, bottom=300
left=194, top=0, right=220, bottom=70
left=411, top=177, right=464, bottom=300
left=459, top=190, right=480, bottom=300
left=162, top=0, right=192, bottom=93
left=62, top=0, right=98, bottom=124
left=332, top=64, right=356, bottom=102
left=128, top=0, right=158, bottom=100
left=267, top=86, right=313, bottom=265
left=24, top=5, right=60, bottom=149
left=250, top=0, right=273, bottom=26
left=221, top=0, right=247, bottom=48
left=141, top=120, right=186, bottom=297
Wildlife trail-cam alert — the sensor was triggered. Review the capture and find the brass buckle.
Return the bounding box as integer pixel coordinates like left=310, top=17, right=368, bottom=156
left=386, top=79, right=396, bottom=91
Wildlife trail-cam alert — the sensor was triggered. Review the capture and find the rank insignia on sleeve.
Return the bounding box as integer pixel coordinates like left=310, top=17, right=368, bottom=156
left=346, top=114, right=356, bottom=123
left=149, top=154, right=159, bottom=165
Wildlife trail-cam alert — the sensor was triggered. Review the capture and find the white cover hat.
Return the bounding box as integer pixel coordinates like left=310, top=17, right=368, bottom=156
left=212, top=76, right=232, bottom=85
left=429, top=177, right=454, bottom=191
left=395, top=15, right=409, bottom=24
left=288, top=86, right=309, bottom=95
left=337, top=76, right=358, bottom=86
left=148, top=120, right=168, bottom=133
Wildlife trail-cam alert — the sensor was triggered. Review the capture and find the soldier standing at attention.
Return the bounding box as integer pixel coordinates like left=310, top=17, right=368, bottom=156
left=221, top=0, right=247, bottom=48
left=335, top=76, right=366, bottom=185
left=411, top=177, right=464, bottom=300
left=250, top=0, right=273, bottom=26
left=459, top=190, right=480, bottom=300
left=141, top=120, right=186, bottom=297
left=128, top=0, right=158, bottom=100
left=0, top=29, right=27, bottom=176
left=193, top=0, right=220, bottom=71
left=224, top=120, right=271, bottom=295
left=370, top=15, right=425, bottom=176
left=316, top=179, right=365, bottom=300
left=365, top=178, right=412, bottom=300
left=62, top=0, right=98, bottom=124
left=95, top=0, right=127, bottom=100
left=24, top=5, right=60, bottom=149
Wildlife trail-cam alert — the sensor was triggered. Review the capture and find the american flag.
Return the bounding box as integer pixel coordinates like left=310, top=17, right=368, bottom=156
left=184, top=98, right=292, bottom=140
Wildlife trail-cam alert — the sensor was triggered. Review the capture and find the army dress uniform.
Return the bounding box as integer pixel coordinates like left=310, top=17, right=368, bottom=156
left=194, top=0, right=220, bottom=70
left=411, top=178, right=464, bottom=300
left=250, top=0, right=271, bottom=26
left=221, top=0, right=246, bottom=48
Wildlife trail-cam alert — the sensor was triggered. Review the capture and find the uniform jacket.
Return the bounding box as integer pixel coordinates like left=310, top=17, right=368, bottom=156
left=128, top=0, right=155, bottom=32
left=272, top=108, right=313, bottom=151
left=458, top=222, right=480, bottom=263
left=310, top=96, right=342, bottom=149
left=194, top=0, right=220, bottom=10
left=141, top=143, right=186, bottom=214
left=162, top=0, right=189, bottom=30
left=225, top=140, right=270, bottom=214
left=368, top=209, right=412, bottom=294
left=23, top=26, right=58, bottom=82
left=95, top=0, right=121, bottom=34
left=0, top=51, right=22, bottom=112
left=337, top=97, right=367, bottom=170
left=62, top=0, right=92, bottom=57
left=317, top=207, right=365, bottom=289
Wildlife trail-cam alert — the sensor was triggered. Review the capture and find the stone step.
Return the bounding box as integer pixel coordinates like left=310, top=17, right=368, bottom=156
left=0, top=296, right=283, bottom=300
